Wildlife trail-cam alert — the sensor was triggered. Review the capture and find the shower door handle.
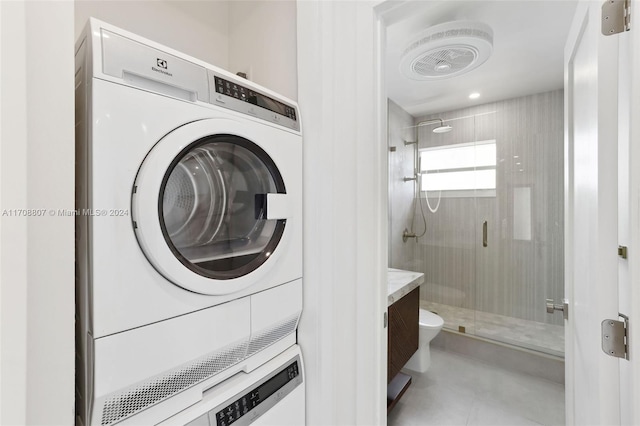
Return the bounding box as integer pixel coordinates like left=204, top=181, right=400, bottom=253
left=482, top=221, right=488, bottom=247
left=546, top=298, right=569, bottom=320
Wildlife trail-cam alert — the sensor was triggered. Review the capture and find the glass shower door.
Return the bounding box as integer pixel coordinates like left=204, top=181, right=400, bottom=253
left=473, top=98, right=565, bottom=357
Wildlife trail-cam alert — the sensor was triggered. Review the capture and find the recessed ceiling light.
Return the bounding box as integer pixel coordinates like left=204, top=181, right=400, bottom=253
left=469, top=92, right=480, bottom=99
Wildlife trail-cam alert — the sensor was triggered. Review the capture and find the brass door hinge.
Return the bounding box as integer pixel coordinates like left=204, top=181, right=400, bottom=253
left=602, top=313, right=629, bottom=359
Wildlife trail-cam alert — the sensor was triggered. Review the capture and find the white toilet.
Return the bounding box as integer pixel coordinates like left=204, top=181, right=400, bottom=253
left=404, top=309, right=444, bottom=373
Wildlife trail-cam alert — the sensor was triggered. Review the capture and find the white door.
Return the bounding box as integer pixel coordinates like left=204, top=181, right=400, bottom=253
left=564, top=1, right=637, bottom=424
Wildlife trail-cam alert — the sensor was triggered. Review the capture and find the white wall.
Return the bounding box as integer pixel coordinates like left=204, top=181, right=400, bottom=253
left=228, top=0, right=298, bottom=100
left=0, top=1, right=75, bottom=424
left=75, top=1, right=229, bottom=68
left=75, top=1, right=298, bottom=101
left=297, top=1, right=387, bottom=424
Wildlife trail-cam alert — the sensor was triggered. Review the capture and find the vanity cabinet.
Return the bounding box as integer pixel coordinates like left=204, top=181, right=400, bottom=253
left=387, top=286, right=419, bottom=410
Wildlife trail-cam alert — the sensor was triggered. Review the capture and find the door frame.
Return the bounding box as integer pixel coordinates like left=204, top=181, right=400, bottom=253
left=619, top=0, right=640, bottom=422
left=296, top=2, right=389, bottom=424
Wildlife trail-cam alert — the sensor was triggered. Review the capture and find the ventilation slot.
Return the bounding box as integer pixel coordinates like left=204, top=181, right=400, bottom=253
left=247, top=315, right=299, bottom=358
left=100, top=342, right=248, bottom=425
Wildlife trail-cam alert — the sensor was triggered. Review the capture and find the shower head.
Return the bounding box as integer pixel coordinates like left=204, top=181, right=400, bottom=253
left=433, top=124, right=453, bottom=133
left=417, top=118, right=453, bottom=134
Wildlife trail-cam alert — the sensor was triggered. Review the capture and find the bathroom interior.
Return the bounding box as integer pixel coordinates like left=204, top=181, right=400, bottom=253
left=386, top=1, right=575, bottom=424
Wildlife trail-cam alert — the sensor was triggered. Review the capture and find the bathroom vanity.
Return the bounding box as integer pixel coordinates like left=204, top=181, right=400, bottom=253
left=387, top=268, right=424, bottom=412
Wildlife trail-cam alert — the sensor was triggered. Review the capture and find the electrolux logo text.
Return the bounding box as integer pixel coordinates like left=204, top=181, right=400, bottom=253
left=152, top=58, right=173, bottom=77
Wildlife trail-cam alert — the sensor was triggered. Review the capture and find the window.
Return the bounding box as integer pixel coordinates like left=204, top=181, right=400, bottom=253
left=420, top=140, right=496, bottom=196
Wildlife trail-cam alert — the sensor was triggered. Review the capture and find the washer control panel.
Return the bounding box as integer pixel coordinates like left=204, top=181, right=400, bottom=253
left=186, top=355, right=303, bottom=426
left=213, top=76, right=297, bottom=122
left=208, top=71, right=300, bottom=132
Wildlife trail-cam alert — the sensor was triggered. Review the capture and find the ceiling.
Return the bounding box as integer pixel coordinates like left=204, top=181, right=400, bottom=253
left=385, top=1, right=578, bottom=117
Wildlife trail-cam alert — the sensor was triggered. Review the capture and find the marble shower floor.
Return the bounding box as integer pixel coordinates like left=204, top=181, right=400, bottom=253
left=388, top=347, right=565, bottom=426
left=421, top=301, right=565, bottom=357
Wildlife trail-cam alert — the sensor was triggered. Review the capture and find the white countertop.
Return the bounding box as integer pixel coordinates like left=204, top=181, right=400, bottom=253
left=388, top=268, right=424, bottom=306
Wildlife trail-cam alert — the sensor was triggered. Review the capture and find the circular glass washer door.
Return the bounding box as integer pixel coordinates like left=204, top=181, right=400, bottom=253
left=133, top=119, right=290, bottom=295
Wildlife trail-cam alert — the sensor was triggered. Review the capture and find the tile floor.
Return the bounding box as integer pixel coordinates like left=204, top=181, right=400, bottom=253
left=387, top=348, right=565, bottom=426
left=422, top=301, right=565, bottom=356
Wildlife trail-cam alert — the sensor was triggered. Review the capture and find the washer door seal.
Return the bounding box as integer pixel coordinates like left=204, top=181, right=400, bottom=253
left=158, top=134, right=286, bottom=280
left=132, top=118, right=291, bottom=295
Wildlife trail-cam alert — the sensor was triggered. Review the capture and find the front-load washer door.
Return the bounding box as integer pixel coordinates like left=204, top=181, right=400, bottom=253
left=133, top=118, right=292, bottom=295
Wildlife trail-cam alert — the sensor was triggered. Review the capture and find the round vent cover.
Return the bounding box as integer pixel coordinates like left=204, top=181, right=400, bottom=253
left=400, top=21, right=493, bottom=80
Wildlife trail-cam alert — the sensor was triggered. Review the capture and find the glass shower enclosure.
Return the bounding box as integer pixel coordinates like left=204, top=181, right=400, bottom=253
left=388, top=91, right=565, bottom=357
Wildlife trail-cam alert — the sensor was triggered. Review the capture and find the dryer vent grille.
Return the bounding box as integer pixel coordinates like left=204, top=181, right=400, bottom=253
left=99, top=315, right=299, bottom=425
left=100, top=342, right=248, bottom=425
left=247, top=316, right=299, bottom=357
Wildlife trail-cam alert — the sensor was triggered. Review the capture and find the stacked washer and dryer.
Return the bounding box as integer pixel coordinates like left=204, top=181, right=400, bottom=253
left=75, top=19, right=304, bottom=426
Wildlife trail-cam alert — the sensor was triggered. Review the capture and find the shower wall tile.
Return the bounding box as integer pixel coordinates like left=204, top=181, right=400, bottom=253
left=388, top=99, right=417, bottom=271
left=410, top=90, right=564, bottom=325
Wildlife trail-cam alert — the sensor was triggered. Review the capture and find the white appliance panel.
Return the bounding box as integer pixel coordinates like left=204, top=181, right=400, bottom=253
left=93, top=298, right=250, bottom=399
left=90, top=286, right=301, bottom=425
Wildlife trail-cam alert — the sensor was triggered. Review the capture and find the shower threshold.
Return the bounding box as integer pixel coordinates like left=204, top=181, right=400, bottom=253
left=421, top=301, right=565, bottom=357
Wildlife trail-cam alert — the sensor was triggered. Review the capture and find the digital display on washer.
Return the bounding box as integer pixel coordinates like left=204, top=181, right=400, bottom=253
left=215, top=361, right=299, bottom=426
left=214, top=76, right=297, bottom=121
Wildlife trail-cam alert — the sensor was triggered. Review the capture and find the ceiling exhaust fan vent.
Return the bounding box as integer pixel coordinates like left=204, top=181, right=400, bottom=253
left=400, top=21, right=493, bottom=80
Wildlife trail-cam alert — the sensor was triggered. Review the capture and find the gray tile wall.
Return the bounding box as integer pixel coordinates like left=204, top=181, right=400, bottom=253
left=388, top=99, right=418, bottom=270
left=391, top=90, right=564, bottom=326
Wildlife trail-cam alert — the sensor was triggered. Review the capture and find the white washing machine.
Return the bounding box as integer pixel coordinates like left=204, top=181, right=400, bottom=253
left=75, top=19, right=303, bottom=426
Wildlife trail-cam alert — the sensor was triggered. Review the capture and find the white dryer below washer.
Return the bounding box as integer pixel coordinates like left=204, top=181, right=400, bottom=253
left=75, top=19, right=303, bottom=426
